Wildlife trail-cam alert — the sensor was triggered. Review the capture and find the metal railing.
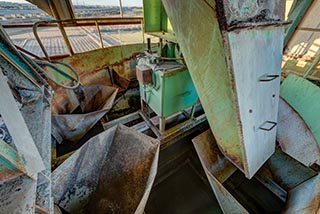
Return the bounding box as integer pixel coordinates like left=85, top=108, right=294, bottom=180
left=3, top=17, right=143, bottom=60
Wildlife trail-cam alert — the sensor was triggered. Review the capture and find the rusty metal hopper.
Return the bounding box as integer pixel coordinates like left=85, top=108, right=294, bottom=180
left=192, top=130, right=247, bottom=214
left=52, top=85, right=118, bottom=142
left=52, top=125, right=159, bottom=214
left=283, top=174, right=320, bottom=214
left=193, top=130, right=319, bottom=214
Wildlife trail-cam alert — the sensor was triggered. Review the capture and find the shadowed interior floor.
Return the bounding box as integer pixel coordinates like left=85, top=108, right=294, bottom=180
left=145, top=131, right=223, bottom=214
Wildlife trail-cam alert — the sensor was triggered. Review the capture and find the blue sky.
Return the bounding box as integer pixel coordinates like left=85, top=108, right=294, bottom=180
left=0, top=0, right=142, bottom=6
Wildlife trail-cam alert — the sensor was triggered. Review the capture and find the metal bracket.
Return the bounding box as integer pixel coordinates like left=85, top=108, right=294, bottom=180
left=259, top=74, right=279, bottom=82
left=259, top=121, right=277, bottom=131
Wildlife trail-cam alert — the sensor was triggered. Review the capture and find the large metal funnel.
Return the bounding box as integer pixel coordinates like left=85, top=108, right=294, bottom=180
left=162, top=0, right=286, bottom=178
left=192, top=130, right=248, bottom=214
left=193, top=130, right=319, bottom=214
left=52, top=125, right=159, bottom=213
left=52, top=85, right=118, bottom=142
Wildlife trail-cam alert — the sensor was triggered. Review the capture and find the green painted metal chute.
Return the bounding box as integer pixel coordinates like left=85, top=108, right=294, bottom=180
left=143, top=0, right=174, bottom=40
left=137, top=0, right=198, bottom=132
left=161, top=0, right=286, bottom=178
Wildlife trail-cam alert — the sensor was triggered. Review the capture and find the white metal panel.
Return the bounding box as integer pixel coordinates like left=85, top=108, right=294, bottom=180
left=228, top=27, right=284, bottom=178
left=0, top=70, right=45, bottom=177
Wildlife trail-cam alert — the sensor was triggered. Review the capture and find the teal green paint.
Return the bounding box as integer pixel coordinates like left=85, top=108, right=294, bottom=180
left=143, top=0, right=173, bottom=33
left=140, top=68, right=198, bottom=117
left=303, top=54, right=320, bottom=78
left=284, top=0, right=313, bottom=47
left=0, top=26, right=37, bottom=81
left=0, top=43, right=36, bottom=80
left=163, top=42, right=176, bottom=58
left=161, top=0, right=244, bottom=170
left=0, top=139, right=26, bottom=173
left=143, top=0, right=162, bottom=32
left=281, top=74, right=320, bottom=145
left=44, top=64, right=75, bottom=85
left=266, top=31, right=272, bottom=39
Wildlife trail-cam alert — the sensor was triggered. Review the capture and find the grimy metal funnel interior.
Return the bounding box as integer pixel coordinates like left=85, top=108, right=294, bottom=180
left=51, top=85, right=118, bottom=142
left=52, top=125, right=159, bottom=214
left=193, top=130, right=319, bottom=213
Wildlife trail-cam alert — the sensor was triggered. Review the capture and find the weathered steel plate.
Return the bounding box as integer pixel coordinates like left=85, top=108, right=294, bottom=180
left=192, top=130, right=248, bottom=214
left=0, top=175, right=37, bottom=214
left=58, top=44, right=146, bottom=83
left=257, top=148, right=317, bottom=192
left=1, top=30, right=53, bottom=212
left=52, top=85, right=118, bottom=142
left=277, top=97, right=320, bottom=168
left=162, top=0, right=243, bottom=173
left=0, top=139, right=26, bottom=181
left=283, top=174, right=320, bottom=214
left=52, top=125, right=159, bottom=213
left=52, top=88, right=79, bottom=115
left=193, top=129, right=318, bottom=213
left=0, top=23, right=52, bottom=213
left=220, top=0, right=285, bottom=26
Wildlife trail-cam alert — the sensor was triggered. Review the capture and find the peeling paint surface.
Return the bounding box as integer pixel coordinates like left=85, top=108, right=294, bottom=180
left=58, top=44, right=146, bottom=83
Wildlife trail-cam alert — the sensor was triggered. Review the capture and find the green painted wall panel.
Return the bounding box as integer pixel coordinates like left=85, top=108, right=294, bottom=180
left=281, top=74, right=320, bottom=145
left=143, top=0, right=162, bottom=32
left=143, top=0, right=172, bottom=33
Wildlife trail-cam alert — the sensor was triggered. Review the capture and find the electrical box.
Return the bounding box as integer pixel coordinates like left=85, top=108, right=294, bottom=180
left=138, top=60, right=198, bottom=118
left=136, top=64, right=153, bottom=85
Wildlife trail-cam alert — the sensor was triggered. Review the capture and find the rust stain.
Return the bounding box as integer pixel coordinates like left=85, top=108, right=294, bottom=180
left=52, top=125, right=159, bottom=213
left=66, top=54, right=139, bottom=87
left=215, top=141, right=243, bottom=170
left=87, top=126, right=158, bottom=213
left=215, top=0, right=228, bottom=31
left=192, top=130, right=237, bottom=183
left=0, top=165, right=24, bottom=181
